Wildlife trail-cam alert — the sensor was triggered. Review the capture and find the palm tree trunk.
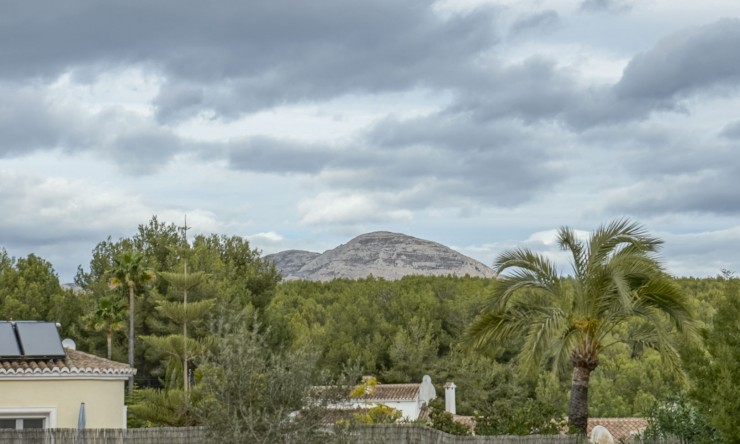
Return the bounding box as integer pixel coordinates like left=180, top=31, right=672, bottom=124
left=568, top=365, right=592, bottom=435
left=128, top=285, right=135, bottom=394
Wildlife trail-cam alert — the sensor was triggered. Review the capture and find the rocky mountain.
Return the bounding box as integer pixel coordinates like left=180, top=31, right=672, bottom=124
left=265, top=231, right=495, bottom=281
left=264, top=250, right=321, bottom=277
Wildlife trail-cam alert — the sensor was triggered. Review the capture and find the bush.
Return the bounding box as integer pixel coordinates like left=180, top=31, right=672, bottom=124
left=197, top=318, right=340, bottom=444
left=428, top=398, right=471, bottom=436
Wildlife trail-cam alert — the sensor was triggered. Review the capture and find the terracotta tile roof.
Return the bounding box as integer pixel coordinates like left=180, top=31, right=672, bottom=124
left=588, top=418, right=648, bottom=441
left=351, top=383, right=420, bottom=401
left=0, top=349, right=135, bottom=377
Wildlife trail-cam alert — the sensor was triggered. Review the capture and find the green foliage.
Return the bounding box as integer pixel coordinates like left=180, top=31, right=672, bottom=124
left=84, top=295, right=126, bottom=360
left=74, top=216, right=280, bottom=389
left=265, top=276, right=492, bottom=379
left=464, top=219, right=697, bottom=434
left=588, top=345, right=681, bottom=417
left=129, top=386, right=202, bottom=427
left=196, top=316, right=334, bottom=444
left=352, top=404, right=401, bottom=424
left=6, top=216, right=740, bottom=439
left=474, top=397, right=565, bottom=436
left=681, top=272, right=740, bottom=443
left=427, top=398, right=470, bottom=436
left=642, top=393, right=718, bottom=443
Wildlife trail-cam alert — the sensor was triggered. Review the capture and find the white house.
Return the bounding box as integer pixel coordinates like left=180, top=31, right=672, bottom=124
left=328, top=375, right=456, bottom=422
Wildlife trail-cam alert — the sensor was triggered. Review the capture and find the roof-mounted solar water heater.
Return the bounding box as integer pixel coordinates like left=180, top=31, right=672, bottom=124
left=0, top=321, right=66, bottom=359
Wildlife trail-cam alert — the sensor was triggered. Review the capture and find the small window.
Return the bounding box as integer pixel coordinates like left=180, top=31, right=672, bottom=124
left=0, top=418, right=46, bottom=430
left=23, top=419, right=44, bottom=429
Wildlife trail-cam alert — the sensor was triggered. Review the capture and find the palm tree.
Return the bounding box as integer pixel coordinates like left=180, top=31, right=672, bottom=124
left=109, top=250, right=156, bottom=394
left=465, top=219, right=696, bottom=435
left=86, top=295, right=126, bottom=360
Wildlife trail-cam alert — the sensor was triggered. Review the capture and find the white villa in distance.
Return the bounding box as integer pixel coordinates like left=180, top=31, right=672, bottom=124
left=329, top=375, right=457, bottom=422
left=0, top=321, right=134, bottom=430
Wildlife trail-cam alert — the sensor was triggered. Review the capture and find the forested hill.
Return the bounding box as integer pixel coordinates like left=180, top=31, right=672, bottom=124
left=265, top=231, right=496, bottom=281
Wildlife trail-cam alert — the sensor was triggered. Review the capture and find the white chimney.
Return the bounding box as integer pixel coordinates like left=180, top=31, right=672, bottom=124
left=419, top=375, right=437, bottom=405
left=444, top=382, right=456, bottom=415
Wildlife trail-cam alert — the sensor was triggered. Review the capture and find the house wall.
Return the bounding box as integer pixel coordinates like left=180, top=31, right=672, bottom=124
left=0, top=378, right=126, bottom=428
left=332, top=400, right=420, bottom=421
left=380, top=400, right=419, bottom=421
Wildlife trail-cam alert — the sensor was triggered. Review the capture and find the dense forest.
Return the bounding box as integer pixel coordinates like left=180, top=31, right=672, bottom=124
left=0, top=217, right=737, bottom=441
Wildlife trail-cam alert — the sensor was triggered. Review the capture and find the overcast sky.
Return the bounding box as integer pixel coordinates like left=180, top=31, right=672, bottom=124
left=2, top=0, right=740, bottom=282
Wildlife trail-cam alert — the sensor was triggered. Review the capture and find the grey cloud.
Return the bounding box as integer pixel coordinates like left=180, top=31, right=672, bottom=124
left=607, top=168, right=740, bottom=216
left=580, top=0, right=633, bottom=13
left=108, top=129, right=185, bottom=175
left=510, top=10, right=559, bottom=36
left=0, top=84, right=185, bottom=173
left=450, top=19, right=740, bottom=131
left=616, top=19, right=740, bottom=100
left=0, top=1, right=499, bottom=121
left=720, top=120, right=740, bottom=139
left=221, top=108, right=567, bottom=211
left=661, top=228, right=740, bottom=277
left=226, top=137, right=340, bottom=174
left=359, top=112, right=567, bottom=205
left=0, top=172, right=142, bottom=247
left=456, top=57, right=582, bottom=124
left=580, top=123, right=725, bottom=176
left=0, top=86, right=84, bottom=156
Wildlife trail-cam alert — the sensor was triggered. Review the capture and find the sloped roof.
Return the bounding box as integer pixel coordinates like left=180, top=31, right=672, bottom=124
left=588, top=418, right=648, bottom=441
left=0, top=348, right=135, bottom=378
left=351, top=383, right=420, bottom=401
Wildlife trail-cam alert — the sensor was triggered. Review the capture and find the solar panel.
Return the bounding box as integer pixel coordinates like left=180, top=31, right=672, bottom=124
left=0, top=322, right=22, bottom=358
left=15, top=322, right=66, bottom=358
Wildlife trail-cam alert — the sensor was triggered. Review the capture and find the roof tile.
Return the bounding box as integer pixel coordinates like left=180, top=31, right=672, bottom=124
left=0, top=349, right=135, bottom=377
left=588, top=418, right=648, bottom=441
left=352, top=383, right=419, bottom=401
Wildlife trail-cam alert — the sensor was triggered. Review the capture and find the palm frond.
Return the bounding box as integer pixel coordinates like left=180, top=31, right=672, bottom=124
left=518, top=304, right=568, bottom=369
left=551, top=324, right=581, bottom=375
left=491, top=248, right=561, bottom=311
left=587, top=219, right=662, bottom=271
left=557, top=226, right=586, bottom=279
left=634, top=277, right=697, bottom=336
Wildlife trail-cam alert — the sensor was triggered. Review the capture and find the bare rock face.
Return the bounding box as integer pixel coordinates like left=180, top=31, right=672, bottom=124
left=264, top=250, right=321, bottom=279
left=266, top=231, right=495, bottom=281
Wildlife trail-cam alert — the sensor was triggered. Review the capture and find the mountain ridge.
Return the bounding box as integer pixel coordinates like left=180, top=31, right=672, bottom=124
left=265, top=231, right=495, bottom=281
